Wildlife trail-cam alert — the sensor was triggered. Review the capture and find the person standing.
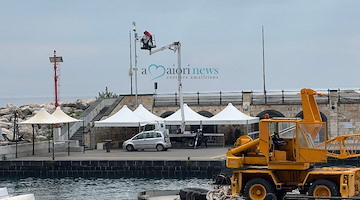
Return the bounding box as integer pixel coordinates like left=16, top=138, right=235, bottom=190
left=141, top=31, right=153, bottom=49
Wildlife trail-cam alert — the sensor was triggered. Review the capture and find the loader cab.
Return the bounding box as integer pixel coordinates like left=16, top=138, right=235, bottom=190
left=259, top=118, right=327, bottom=170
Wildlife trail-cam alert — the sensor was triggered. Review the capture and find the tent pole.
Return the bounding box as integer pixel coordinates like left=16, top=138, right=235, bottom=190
left=52, top=126, right=55, bottom=160
left=68, top=123, right=70, bottom=156
left=32, top=124, right=35, bottom=155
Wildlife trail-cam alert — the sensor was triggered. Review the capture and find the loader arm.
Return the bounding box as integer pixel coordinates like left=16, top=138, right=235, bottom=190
left=326, top=133, right=360, bottom=159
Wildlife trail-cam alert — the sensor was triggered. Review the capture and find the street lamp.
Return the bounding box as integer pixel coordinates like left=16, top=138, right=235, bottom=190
left=262, top=26, right=266, bottom=100
left=132, top=21, right=139, bottom=107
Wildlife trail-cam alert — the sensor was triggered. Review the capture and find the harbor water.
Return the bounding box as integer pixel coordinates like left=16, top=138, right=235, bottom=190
left=0, top=177, right=212, bottom=200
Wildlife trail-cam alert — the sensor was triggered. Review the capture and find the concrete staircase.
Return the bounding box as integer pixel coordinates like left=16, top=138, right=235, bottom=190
left=61, top=97, right=124, bottom=148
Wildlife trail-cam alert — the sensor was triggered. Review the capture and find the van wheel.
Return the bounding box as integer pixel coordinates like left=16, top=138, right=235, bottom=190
left=244, top=178, right=275, bottom=200
left=187, top=139, right=195, bottom=147
left=308, top=179, right=339, bottom=197
left=126, top=144, right=134, bottom=151
left=156, top=144, right=165, bottom=151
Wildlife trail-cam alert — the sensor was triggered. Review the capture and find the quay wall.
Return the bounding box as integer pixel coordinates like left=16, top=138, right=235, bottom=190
left=0, top=160, right=226, bottom=179
left=1, top=158, right=360, bottom=179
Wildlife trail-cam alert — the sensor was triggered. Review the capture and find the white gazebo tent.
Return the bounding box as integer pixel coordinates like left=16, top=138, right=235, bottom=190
left=133, top=104, right=163, bottom=122
left=51, top=107, right=82, bottom=155
left=164, top=104, right=209, bottom=125
left=203, top=103, right=259, bottom=125
left=19, top=108, right=60, bottom=158
left=202, top=103, right=259, bottom=135
left=94, top=105, right=147, bottom=127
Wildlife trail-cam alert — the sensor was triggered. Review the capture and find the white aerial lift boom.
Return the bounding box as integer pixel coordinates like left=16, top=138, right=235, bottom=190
left=143, top=41, right=185, bottom=133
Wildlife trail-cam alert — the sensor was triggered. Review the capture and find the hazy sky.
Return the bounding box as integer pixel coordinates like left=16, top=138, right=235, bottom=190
left=1, top=0, right=359, bottom=100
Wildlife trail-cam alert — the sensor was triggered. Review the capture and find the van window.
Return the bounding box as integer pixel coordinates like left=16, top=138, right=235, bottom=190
left=155, top=132, right=162, bottom=138
left=145, top=132, right=154, bottom=138
left=135, top=133, right=145, bottom=140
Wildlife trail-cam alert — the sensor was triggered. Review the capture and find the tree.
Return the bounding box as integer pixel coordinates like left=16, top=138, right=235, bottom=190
left=96, top=87, right=119, bottom=99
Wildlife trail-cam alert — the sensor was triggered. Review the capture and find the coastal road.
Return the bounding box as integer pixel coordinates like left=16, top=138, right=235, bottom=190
left=9, top=146, right=229, bottom=161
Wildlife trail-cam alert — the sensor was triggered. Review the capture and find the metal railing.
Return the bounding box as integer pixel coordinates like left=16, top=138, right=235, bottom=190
left=154, top=91, right=243, bottom=106
left=153, top=89, right=360, bottom=107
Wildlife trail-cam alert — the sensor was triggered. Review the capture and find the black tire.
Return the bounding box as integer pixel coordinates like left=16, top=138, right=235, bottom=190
left=187, top=139, right=195, bottom=147
left=244, top=178, right=275, bottom=200
left=179, top=188, right=208, bottom=200
left=213, top=173, right=231, bottom=185
left=156, top=144, right=165, bottom=151
left=308, top=179, right=339, bottom=197
left=126, top=144, right=134, bottom=151
left=264, top=193, right=277, bottom=200
left=276, top=190, right=286, bottom=200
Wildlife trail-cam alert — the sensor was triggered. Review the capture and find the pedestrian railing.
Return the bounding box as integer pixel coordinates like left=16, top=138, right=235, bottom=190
left=153, top=89, right=360, bottom=107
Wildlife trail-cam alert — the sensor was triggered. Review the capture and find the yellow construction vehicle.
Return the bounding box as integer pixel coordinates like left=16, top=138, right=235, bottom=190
left=226, top=88, right=360, bottom=199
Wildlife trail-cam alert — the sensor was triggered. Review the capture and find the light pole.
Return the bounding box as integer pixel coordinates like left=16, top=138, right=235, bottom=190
left=132, top=21, right=138, bottom=107
left=129, top=31, right=133, bottom=95
left=262, top=26, right=266, bottom=97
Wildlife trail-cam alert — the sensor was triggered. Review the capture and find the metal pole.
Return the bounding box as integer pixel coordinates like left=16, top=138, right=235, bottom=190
left=129, top=31, right=133, bottom=95
left=133, top=21, right=138, bottom=107
left=52, top=126, right=55, bottom=160
left=32, top=124, right=35, bottom=155
left=67, top=123, right=70, bottom=156
left=178, top=43, right=185, bottom=133
left=262, top=26, right=266, bottom=96
left=83, top=119, right=86, bottom=151
left=54, top=50, right=59, bottom=108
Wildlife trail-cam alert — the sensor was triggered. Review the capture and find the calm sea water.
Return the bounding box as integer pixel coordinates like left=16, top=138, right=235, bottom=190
left=1, top=177, right=212, bottom=200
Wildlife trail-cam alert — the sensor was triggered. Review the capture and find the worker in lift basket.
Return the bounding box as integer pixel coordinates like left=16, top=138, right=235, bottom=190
left=141, top=31, right=153, bottom=50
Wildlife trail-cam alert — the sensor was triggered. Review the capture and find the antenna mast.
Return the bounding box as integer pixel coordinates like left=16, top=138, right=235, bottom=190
left=49, top=50, right=63, bottom=108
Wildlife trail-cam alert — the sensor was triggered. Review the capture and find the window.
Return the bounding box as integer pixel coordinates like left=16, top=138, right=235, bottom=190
left=135, top=133, right=145, bottom=140
left=269, top=122, right=296, bottom=139
left=145, top=133, right=153, bottom=138
left=298, top=123, right=325, bottom=149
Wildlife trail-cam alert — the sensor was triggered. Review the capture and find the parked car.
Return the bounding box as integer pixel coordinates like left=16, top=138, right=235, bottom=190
left=122, top=131, right=171, bottom=151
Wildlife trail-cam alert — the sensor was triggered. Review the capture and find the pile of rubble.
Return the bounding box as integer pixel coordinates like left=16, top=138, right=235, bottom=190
left=0, top=99, right=93, bottom=144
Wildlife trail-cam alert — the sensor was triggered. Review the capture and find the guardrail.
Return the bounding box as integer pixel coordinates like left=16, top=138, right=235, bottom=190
left=153, top=89, right=360, bottom=107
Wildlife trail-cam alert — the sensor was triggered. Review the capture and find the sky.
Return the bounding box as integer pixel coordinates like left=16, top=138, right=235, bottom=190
left=1, top=0, right=359, bottom=102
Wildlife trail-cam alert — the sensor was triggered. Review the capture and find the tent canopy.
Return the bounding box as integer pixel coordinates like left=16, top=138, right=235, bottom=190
left=164, top=104, right=208, bottom=125
left=94, top=105, right=147, bottom=127
left=203, top=103, right=259, bottom=125
left=51, top=107, right=82, bottom=123
left=133, top=104, right=163, bottom=123
left=19, top=108, right=60, bottom=124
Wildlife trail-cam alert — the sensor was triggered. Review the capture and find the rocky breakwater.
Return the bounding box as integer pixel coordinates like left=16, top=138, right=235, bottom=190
left=0, top=99, right=93, bottom=145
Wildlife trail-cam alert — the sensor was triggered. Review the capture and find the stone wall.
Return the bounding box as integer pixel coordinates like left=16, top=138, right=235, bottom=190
left=0, top=160, right=226, bottom=179
left=90, top=127, right=139, bottom=149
